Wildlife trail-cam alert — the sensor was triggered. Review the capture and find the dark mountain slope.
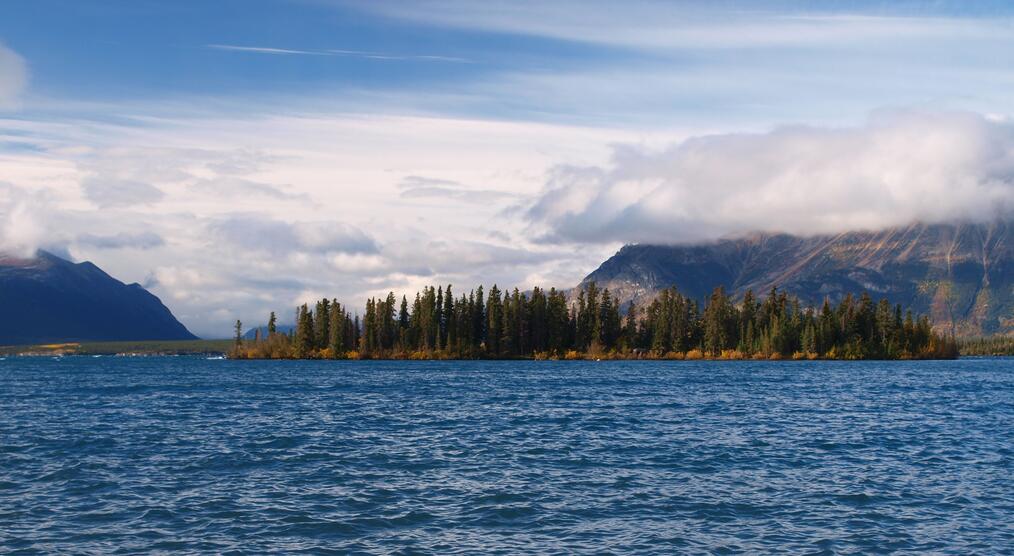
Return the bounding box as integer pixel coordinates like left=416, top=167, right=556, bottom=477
left=0, top=251, right=196, bottom=345
left=579, top=220, right=1013, bottom=336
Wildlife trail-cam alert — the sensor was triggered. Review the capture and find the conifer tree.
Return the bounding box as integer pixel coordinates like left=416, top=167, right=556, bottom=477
left=435, top=286, right=444, bottom=350
left=486, top=285, right=502, bottom=356
left=443, top=285, right=454, bottom=350
left=623, top=301, right=638, bottom=350
left=293, top=304, right=313, bottom=358
left=473, top=286, right=485, bottom=352
left=328, top=301, right=344, bottom=358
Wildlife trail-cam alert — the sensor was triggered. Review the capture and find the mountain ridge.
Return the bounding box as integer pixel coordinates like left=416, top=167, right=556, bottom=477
left=0, top=250, right=197, bottom=345
left=579, top=220, right=1013, bottom=336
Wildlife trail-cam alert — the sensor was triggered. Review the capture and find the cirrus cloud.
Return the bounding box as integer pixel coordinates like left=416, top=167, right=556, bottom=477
left=0, top=42, right=27, bottom=110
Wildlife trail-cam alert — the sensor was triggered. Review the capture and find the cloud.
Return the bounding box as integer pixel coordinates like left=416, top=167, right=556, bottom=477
left=210, top=214, right=379, bottom=256
left=77, top=231, right=165, bottom=250
left=207, top=44, right=324, bottom=55
left=0, top=183, right=47, bottom=256
left=352, top=1, right=1014, bottom=50
left=326, top=49, right=471, bottom=63
left=208, top=44, right=470, bottom=62
left=189, top=177, right=310, bottom=201
left=398, top=175, right=514, bottom=203
left=0, top=107, right=639, bottom=336
left=0, top=42, right=27, bottom=110
left=81, top=176, right=165, bottom=207
left=525, top=110, right=1014, bottom=245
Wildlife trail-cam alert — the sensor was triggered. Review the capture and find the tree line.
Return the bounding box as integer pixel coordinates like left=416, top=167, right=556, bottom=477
left=956, top=336, right=1014, bottom=356
left=231, top=283, right=957, bottom=360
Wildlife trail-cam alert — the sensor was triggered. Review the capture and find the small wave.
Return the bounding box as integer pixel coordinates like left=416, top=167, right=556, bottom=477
left=0, top=357, right=1010, bottom=554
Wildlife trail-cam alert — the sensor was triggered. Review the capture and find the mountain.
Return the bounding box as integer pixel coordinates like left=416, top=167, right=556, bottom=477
left=243, top=324, right=295, bottom=340
left=0, top=250, right=196, bottom=345
left=579, top=220, right=1013, bottom=336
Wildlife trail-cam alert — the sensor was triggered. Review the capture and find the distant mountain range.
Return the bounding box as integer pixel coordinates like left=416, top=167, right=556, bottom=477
left=579, top=220, right=1012, bottom=336
left=0, top=250, right=196, bottom=345
left=243, top=324, right=295, bottom=340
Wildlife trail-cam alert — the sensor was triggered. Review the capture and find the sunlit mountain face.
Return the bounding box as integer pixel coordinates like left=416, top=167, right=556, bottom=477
left=580, top=220, right=1013, bottom=336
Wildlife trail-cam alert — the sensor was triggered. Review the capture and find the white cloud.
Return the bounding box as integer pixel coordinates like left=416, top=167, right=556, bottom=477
left=397, top=175, right=515, bottom=203
left=0, top=42, right=27, bottom=110
left=81, top=176, right=165, bottom=207
left=525, top=110, right=1014, bottom=244
left=0, top=109, right=624, bottom=336
left=189, top=176, right=309, bottom=201
left=207, top=44, right=324, bottom=55
left=207, top=44, right=470, bottom=62
left=77, top=231, right=165, bottom=250
left=0, top=184, right=48, bottom=257
left=9, top=102, right=1014, bottom=337
left=209, top=214, right=379, bottom=256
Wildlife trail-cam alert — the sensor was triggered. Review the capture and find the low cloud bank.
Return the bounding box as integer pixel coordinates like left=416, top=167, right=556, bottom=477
left=525, top=111, right=1014, bottom=244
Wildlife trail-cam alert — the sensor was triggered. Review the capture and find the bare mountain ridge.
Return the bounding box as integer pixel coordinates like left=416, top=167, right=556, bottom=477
left=579, top=220, right=1012, bottom=336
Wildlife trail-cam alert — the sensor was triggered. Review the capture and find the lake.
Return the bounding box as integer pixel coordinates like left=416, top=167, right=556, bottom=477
left=1, top=357, right=1011, bottom=554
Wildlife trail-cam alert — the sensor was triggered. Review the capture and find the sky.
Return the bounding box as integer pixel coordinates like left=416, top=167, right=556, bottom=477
left=2, top=1, right=1014, bottom=337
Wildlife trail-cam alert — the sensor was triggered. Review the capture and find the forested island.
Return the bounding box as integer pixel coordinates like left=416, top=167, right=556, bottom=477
left=231, top=283, right=958, bottom=360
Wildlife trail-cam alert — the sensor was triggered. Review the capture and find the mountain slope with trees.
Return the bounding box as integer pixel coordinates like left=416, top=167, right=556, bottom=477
left=579, top=220, right=1012, bottom=336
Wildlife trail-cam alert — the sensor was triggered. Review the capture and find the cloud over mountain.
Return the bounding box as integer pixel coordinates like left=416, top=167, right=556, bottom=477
left=0, top=183, right=49, bottom=257
left=525, top=111, right=1014, bottom=245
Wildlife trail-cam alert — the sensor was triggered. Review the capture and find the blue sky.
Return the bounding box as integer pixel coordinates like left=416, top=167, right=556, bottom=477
left=2, top=1, right=1014, bottom=336
left=7, top=0, right=1014, bottom=124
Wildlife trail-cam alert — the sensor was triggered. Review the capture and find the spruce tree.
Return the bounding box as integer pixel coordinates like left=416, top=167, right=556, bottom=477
left=486, top=285, right=502, bottom=356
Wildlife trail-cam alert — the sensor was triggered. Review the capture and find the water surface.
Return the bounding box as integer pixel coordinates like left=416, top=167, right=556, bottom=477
left=1, top=357, right=1012, bottom=554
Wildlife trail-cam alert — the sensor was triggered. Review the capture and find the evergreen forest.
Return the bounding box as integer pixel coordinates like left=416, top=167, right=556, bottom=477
left=232, top=283, right=958, bottom=360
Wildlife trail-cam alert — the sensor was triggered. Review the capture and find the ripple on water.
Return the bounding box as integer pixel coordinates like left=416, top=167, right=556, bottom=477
left=0, top=357, right=1012, bottom=554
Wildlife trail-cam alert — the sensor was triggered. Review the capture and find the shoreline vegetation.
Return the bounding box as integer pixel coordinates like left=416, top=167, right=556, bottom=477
left=0, top=340, right=234, bottom=357
left=231, top=284, right=960, bottom=361
left=957, top=336, right=1014, bottom=357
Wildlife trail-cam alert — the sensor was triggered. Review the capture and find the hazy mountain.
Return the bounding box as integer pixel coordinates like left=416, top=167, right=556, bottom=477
left=0, top=250, right=196, bottom=345
left=243, top=324, right=295, bottom=340
left=579, top=220, right=1012, bottom=336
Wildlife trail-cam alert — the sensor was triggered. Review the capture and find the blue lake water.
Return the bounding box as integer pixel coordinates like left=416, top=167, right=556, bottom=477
left=1, top=357, right=1012, bottom=554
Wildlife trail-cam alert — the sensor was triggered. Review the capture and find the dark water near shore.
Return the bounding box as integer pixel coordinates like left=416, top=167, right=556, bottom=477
left=1, top=357, right=1012, bottom=554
